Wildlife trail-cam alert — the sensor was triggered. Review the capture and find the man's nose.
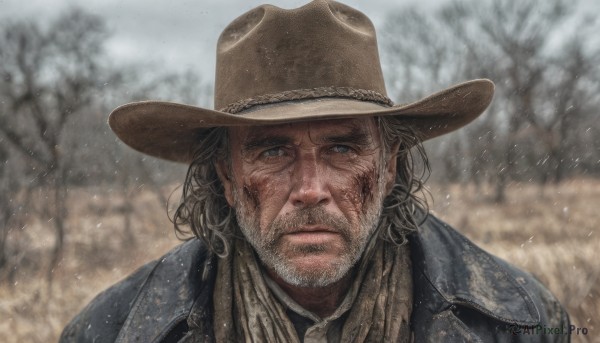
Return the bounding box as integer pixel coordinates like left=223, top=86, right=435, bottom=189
left=289, top=156, right=330, bottom=208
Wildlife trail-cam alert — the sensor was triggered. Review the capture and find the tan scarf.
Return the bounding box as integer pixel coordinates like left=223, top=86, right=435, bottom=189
left=181, top=234, right=412, bottom=343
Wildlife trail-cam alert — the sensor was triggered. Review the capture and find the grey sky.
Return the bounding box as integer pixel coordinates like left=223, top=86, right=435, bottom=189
left=2, top=0, right=599, bottom=88
left=0, top=0, right=442, bottom=78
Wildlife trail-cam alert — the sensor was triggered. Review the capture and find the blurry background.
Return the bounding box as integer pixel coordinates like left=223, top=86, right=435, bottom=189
left=0, top=0, right=599, bottom=341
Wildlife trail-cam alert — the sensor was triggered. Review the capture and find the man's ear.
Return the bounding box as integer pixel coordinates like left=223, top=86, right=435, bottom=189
left=384, top=142, right=400, bottom=196
left=215, top=159, right=235, bottom=207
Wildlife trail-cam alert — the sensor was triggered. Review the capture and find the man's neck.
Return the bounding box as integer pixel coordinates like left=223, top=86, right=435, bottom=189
left=266, top=269, right=353, bottom=319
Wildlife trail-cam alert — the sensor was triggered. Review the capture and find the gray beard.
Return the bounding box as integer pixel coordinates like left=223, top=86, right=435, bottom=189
left=233, top=186, right=385, bottom=288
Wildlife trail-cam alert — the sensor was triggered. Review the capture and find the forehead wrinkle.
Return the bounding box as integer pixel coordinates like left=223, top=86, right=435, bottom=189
left=306, top=119, right=378, bottom=146
left=319, top=128, right=373, bottom=146
left=242, top=135, right=294, bottom=152
left=233, top=118, right=380, bottom=152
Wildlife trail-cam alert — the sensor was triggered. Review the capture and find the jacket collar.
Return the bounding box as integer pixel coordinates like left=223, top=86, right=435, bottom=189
left=410, top=214, right=540, bottom=326
left=115, top=239, right=214, bottom=343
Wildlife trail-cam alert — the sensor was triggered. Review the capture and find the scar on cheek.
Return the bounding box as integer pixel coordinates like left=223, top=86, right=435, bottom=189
left=242, top=183, right=261, bottom=210
left=353, top=166, right=379, bottom=207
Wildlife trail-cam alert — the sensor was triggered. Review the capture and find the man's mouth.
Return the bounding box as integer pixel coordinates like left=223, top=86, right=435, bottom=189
left=286, top=225, right=338, bottom=234
left=282, top=226, right=341, bottom=245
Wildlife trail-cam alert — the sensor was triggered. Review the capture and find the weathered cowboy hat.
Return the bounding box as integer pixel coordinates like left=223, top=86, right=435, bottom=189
left=109, top=0, right=494, bottom=164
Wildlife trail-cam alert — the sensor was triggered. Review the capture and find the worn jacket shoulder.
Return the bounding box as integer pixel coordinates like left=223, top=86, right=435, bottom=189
left=60, top=239, right=210, bottom=343
left=59, top=258, right=157, bottom=342
left=410, top=214, right=570, bottom=342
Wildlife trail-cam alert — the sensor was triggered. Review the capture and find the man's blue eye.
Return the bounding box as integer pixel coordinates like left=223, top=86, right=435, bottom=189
left=332, top=145, right=351, bottom=153
left=262, top=147, right=284, bottom=157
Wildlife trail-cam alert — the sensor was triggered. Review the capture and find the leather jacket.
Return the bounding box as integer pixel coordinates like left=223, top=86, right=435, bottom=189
left=60, top=214, right=570, bottom=342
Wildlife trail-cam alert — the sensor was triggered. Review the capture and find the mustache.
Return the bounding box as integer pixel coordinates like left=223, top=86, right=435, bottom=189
left=266, top=207, right=352, bottom=243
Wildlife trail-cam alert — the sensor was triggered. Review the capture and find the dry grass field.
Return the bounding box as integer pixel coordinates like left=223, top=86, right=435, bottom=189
left=430, top=179, right=599, bottom=342
left=0, top=179, right=598, bottom=342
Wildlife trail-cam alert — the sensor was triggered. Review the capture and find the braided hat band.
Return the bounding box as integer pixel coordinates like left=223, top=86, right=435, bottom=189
left=220, top=87, right=394, bottom=114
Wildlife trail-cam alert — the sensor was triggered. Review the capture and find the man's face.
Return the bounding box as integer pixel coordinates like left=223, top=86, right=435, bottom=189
left=218, top=118, right=398, bottom=287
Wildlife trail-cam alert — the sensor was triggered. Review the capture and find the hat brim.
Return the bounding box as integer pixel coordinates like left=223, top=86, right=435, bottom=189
left=109, top=79, right=494, bottom=163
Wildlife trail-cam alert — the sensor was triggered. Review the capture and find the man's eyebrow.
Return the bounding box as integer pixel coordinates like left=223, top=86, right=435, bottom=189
left=242, top=135, right=293, bottom=152
left=240, top=126, right=374, bottom=152
left=320, top=128, right=373, bottom=146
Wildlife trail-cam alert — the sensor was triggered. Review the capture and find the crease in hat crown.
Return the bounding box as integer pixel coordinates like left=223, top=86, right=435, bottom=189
left=214, top=0, right=388, bottom=111
left=108, top=0, right=495, bottom=164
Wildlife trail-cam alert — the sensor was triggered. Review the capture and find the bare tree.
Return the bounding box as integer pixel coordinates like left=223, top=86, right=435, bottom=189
left=538, top=37, right=600, bottom=183
left=0, top=8, right=112, bottom=280
left=0, top=3, right=215, bottom=290
left=380, top=0, right=600, bottom=201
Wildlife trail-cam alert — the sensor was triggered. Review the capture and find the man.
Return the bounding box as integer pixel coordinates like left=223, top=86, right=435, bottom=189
left=61, top=1, right=569, bottom=342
